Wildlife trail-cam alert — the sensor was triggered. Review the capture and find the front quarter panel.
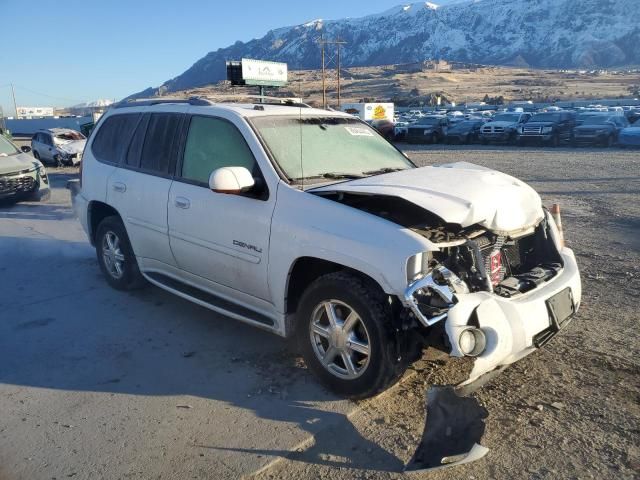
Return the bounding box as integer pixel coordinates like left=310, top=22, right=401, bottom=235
left=269, top=182, right=433, bottom=314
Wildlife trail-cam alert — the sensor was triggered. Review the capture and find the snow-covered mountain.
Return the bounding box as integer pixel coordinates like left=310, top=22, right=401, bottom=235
left=132, top=0, right=640, bottom=98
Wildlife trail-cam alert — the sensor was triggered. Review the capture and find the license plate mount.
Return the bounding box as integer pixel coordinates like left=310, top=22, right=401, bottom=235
left=535, top=288, right=575, bottom=348
left=547, top=287, right=575, bottom=328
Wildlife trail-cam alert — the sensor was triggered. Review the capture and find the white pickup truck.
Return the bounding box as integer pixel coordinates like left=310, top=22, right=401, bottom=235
left=71, top=97, right=581, bottom=399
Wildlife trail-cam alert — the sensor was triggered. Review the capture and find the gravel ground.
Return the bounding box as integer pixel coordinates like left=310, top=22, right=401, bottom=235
left=255, top=145, right=640, bottom=480
left=1, top=144, right=638, bottom=479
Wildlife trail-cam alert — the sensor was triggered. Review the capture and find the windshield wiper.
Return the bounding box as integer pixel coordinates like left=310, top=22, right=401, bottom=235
left=362, top=167, right=406, bottom=176
left=293, top=172, right=365, bottom=181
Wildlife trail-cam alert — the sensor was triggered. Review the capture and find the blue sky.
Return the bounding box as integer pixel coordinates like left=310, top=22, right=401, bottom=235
left=0, top=0, right=406, bottom=114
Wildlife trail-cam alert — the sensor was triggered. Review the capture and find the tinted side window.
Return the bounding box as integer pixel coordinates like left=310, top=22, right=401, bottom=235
left=125, top=114, right=149, bottom=168
left=181, top=116, right=256, bottom=184
left=139, top=113, right=181, bottom=175
left=92, top=114, right=140, bottom=164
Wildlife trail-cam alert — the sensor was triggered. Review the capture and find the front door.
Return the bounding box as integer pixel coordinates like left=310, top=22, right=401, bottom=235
left=168, top=114, right=275, bottom=301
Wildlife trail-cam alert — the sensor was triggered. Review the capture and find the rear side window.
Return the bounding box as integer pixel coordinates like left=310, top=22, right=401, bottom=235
left=181, top=116, right=256, bottom=184
left=125, top=114, right=150, bottom=168
left=139, top=113, right=181, bottom=175
left=92, top=114, right=140, bottom=164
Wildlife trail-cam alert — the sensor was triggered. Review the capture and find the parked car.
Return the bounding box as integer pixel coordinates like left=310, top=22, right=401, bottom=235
left=406, top=116, right=449, bottom=144
left=618, top=119, right=640, bottom=148
left=517, top=111, right=577, bottom=146
left=479, top=112, right=531, bottom=144
left=70, top=98, right=581, bottom=399
left=444, top=119, right=485, bottom=144
left=0, top=134, right=50, bottom=203
left=394, top=121, right=411, bottom=142
left=572, top=114, right=629, bottom=147
left=31, top=128, right=86, bottom=167
left=367, top=119, right=396, bottom=141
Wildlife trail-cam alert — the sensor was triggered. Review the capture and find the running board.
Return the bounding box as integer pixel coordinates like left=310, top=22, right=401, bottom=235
left=144, top=271, right=275, bottom=327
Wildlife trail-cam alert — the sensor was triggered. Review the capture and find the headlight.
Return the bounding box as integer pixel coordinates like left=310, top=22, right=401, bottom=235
left=406, top=252, right=431, bottom=283
left=542, top=126, right=553, bottom=134
left=517, top=126, right=524, bottom=134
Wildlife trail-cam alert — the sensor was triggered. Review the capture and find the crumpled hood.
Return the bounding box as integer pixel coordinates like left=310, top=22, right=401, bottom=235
left=56, top=139, right=86, bottom=155
left=312, top=162, right=544, bottom=234
left=0, top=152, right=40, bottom=175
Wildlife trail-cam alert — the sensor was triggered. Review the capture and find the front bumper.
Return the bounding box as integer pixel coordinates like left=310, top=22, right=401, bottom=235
left=0, top=168, right=48, bottom=200
left=480, top=132, right=512, bottom=142
left=404, top=247, right=581, bottom=385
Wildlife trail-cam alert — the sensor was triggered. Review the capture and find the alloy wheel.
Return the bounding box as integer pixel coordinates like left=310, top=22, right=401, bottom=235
left=102, top=231, right=125, bottom=279
left=309, top=300, right=371, bottom=380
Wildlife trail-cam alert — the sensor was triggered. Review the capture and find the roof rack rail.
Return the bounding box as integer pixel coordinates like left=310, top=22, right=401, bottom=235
left=111, top=97, right=214, bottom=109
left=112, top=95, right=311, bottom=110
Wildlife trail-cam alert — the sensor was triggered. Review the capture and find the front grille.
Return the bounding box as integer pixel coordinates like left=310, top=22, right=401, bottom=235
left=523, top=126, right=543, bottom=134
left=0, top=174, right=36, bottom=195
left=493, top=127, right=505, bottom=133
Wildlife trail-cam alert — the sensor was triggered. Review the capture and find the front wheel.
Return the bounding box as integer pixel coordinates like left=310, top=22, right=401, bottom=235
left=295, top=272, right=405, bottom=399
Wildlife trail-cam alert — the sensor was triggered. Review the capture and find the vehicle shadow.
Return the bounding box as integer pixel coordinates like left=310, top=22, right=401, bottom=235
left=0, top=235, right=405, bottom=474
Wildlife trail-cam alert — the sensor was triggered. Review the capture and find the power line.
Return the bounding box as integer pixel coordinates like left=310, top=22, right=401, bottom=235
left=10, top=84, right=85, bottom=104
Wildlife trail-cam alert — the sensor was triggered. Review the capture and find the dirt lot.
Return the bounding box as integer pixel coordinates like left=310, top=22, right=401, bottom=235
left=1, top=144, right=638, bottom=479
left=178, top=64, right=639, bottom=106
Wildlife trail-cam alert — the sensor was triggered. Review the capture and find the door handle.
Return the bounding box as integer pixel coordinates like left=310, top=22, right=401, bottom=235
left=175, top=197, right=191, bottom=209
left=112, top=182, right=126, bottom=193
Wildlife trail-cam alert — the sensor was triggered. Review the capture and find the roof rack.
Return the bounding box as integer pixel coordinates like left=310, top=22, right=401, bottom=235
left=112, top=94, right=311, bottom=110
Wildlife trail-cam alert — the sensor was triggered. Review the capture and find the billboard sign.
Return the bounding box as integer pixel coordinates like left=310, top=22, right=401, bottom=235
left=227, top=58, right=287, bottom=87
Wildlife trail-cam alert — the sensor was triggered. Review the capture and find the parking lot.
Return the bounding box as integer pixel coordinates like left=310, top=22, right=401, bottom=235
left=1, top=144, right=639, bottom=480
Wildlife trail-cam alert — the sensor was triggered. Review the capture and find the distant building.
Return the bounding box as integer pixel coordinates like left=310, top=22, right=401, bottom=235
left=16, top=106, right=54, bottom=118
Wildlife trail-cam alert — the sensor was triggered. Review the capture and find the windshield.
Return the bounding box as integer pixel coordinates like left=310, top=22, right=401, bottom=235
left=533, top=113, right=561, bottom=122
left=492, top=114, right=521, bottom=123
left=415, top=117, right=440, bottom=126
left=251, top=116, right=413, bottom=183
left=0, top=135, right=21, bottom=157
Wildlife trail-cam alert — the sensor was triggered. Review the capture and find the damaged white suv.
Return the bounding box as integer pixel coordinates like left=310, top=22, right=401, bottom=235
left=72, top=98, right=581, bottom=399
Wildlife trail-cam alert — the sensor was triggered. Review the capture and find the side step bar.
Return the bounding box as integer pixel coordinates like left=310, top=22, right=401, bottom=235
left=144, top=271, right=275, bottom=327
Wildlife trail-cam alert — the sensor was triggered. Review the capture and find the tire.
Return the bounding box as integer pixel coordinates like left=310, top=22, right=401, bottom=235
left=605, top=135, right=614, bottom=148
left=95, top=216, right=146, bottom=291
left=295, top=271, right=405, bottom=399
left=550, top=135, right=560, bottom=148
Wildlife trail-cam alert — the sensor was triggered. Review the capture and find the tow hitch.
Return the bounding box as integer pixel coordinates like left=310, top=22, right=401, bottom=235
left=405, top=386, right=489, bottom=472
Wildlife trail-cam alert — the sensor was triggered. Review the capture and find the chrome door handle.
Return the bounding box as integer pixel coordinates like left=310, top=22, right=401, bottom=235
left=112, top=182, right=126, bottom=193
left=175, top=197, right=190, bottom=209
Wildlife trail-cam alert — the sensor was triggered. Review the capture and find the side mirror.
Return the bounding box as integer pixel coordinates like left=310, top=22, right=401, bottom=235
left=209, top=167, right=255, bottom=194
left=21, top=145, right=32, bottom=153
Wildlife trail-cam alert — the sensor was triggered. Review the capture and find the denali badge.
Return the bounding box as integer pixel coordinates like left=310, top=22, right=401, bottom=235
left=233, top=240, right=263, bottom=254
left=489, top=250, right=502, bottom=286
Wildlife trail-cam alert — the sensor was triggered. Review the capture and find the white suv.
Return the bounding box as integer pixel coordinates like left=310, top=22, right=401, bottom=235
left=71, top=98, right=581, bottom=398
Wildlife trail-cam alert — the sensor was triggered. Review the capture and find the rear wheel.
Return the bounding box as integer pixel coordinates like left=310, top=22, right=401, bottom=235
left=95, top=216, right=146, bottom=291
left=296, top=272, right=405, bottom=399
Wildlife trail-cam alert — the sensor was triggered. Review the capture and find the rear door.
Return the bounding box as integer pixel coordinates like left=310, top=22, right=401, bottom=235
left=106, top=109, right=184, bottom=267
left=167, top=114, right=275, bottom=301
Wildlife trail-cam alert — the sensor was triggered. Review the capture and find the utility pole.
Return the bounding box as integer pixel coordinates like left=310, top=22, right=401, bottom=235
left=318, top=38, right=347, bottom=110
left=10, top=83, right=18, bottom=118
left=321, top=37, right=326, bottom=109
left=337, top=43, right=341, bottom=108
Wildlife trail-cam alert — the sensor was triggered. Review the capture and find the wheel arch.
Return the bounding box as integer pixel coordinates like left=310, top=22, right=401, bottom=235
left=284, top=256, right=389, bottom=318
left=87, top=201, right=121, bottom=246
